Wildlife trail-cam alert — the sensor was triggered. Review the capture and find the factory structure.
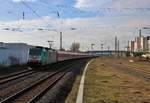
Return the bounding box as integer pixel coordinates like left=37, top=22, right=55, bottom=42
left=128, top=30, right=150, bottom=53
left=0, top=42, right=32, bottom=66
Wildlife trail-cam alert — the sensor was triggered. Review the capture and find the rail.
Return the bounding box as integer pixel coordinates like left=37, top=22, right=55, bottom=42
left=0, top=64, right=73, bottom=103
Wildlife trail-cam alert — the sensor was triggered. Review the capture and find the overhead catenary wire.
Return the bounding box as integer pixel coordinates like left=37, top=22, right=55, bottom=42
left=2, top=0, right=57, bottom=32
left=19, top=0, right=150, bottom=19
left=20, top=0, right=63, bottom=23
left=21, top=0, right=42, bottom=18
left=36, top=0, right=150, bottom=13
left=36, top=0, right=150, bottom=18
left=2, top=1, right=150, bottom=18
left=38, top=0, right=49, bottom=6
left=38, top=0, right=150, bottom=11
left=1, top=1, right=150, bottom=32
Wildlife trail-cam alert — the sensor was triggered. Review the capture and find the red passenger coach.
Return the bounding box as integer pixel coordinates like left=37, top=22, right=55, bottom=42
left=57, top=51, right=89, bottom=61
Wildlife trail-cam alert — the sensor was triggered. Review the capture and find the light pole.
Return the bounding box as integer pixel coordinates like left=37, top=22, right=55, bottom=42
left=23, top=12, right=25, bottom=20
left=91, top=44, right=95, bottom=50
left=107, top=46, right=110, bottom=51
left=60, top=31, right=62, bottom=50
left=56, top=11, right=63, bottom=50
left=101, top=44, right=104, bottom=51
left=101, top=43, right=104, bottom=56
left=107, top=46, right=110, bottom=56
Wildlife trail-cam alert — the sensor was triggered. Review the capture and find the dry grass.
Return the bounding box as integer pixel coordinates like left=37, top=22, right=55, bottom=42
left=84, top=58, right=150, bottom=103
left=107, top=57, right=150, bottom=69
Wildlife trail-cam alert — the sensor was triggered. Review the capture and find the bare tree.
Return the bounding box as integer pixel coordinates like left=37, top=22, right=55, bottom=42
left=70, top=42, right=80, bottom=52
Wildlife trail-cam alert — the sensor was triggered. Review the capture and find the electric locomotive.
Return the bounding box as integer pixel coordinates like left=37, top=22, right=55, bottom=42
left=28, top=46, right=57, bottom=65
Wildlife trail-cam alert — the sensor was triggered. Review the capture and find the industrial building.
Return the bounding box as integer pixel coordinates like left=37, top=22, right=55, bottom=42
left=0, top=42, right=32, bottom=66
left=131, top=41, right=134, bottom=52
left=130, top=36, right=150, bottom=53
left=147, top=36, right=150, bottom=52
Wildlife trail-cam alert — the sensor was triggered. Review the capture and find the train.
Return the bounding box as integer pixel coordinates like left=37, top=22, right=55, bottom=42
left=28, top=46, right=91, bottom=65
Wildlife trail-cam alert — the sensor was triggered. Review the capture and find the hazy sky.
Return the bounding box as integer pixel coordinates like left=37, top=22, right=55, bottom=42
left=0, top=0, right=150, bottom=51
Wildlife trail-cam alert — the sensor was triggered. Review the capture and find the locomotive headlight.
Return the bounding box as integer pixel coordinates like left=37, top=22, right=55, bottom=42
left=29, top=55, right=41, bottom=61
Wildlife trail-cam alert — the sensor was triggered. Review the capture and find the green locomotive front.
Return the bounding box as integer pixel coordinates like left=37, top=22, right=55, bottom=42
left=28, top=47, right=48, bottom=65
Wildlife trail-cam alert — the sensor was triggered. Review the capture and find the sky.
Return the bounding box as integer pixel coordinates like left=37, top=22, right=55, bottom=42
left=0, top=0, right=150, bottom=51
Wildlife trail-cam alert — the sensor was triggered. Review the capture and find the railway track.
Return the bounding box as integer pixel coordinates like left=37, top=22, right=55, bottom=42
left=0, top=64, right=72, bottom=103
left=0, top=70, right=35, bottom=85
left=0, top=61, right=69, bottom=83
left=0, top=70, right=30, bottom=80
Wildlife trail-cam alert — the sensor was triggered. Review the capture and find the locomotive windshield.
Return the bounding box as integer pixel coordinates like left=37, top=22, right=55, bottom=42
left=29, top=48, right=41, bottom=56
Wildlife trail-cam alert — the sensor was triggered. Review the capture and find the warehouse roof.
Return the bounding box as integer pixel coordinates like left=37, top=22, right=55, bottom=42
left=0, top=42, right=32, bottom=49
